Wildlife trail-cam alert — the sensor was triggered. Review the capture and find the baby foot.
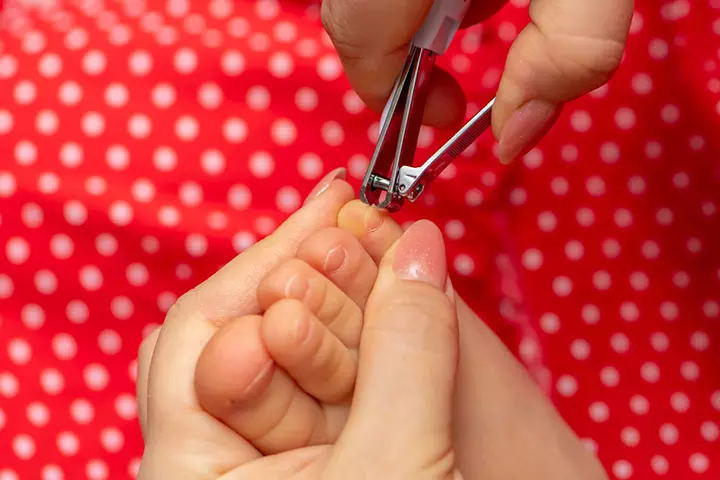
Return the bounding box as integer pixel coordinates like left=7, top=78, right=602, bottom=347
left=194, top=226, right=380, bottom=455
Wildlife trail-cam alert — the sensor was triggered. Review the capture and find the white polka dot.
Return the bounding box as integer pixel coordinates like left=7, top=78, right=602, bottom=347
left=271, top=118, right=297, bottom=145
left=561, top=144, right=578, bottom=162
left=614, top=208, right=633, bottom=228
left=537, top=211, right=557, bottom=232
left=673, top=271, right=690, bottom=288
left=690, top=331, right=710, bottom=351
left=128, top=114, right=151, bottom=139
left=81, top=112, right=105, bottom=137
left=7, top=337, right=31, bottom=365
left=151, top=83, right=176, bottom=108
left=570, top=339, right=590, bottom=360
left=581, top=305, right=600, bottom=325
left=317, top=54, right=342, bottom=81
left=40, top=369, right=64, bottom=395
left=69, top=399, right=95, bottom=426
left=227, top=184, right=252, bottom=210
left=98, top=330, right=122, bottom=356
left=52, top=333, right=77, bottom=360
left=620, top=427, right=640, bottom=447
left=41, top=465, right=63, bottom=480
left=49, top=234, right=73, bottom=259
left=186, top=234, right=208, bottom=257
left=465, top=188, right=484, bottom=206
left=656, top=207, right=673, bottom=225
left=630, top=394, right=649, bottom=415
left=703, top=300, right=719, bottom=318
left=268, top=51, right=294, bottom=77
left=556, top=375, right=577, bottom=397
left=15, top=141, right=37, bottom=166
left=110, top=296, right=134, bottom=320
left=82, top=50, right=106, bottom=75
left=157, top=292, right=178, bottom=312
left=539, top=312, right=560, bottom=333
left=670, top=391, right=690, bottom=413
left=173, top=47, right=197, bottom=74
left=295, top=87, right=319, bottom=111
left=128, top=50, right=153, bottom=76
left=158, top=206, right=181, bottom=227
left=593, top=271, right=611, bottom=290
left=14, top=80, right=37, bottom=105
left=178, top=181, right=203, bottom=207
left=35, top=109, right=59, bottom=135
left=522, top=149, right=542, bottom=169
left=195, top=83, right=223, bottom=110
left=632, top=73, right=653, bottom=94
left=659, top=423, right=679, bottom=445
left=114, top=393, right=138, bottom=420
left=570, top=110, right=592, bottom=132
left=576, top=208, right=595, bottom=227
left=600, top=366, right=620, bottom=387
left=6, top=237, right=30, bottom=265
left=83, top=364, right=109, bottom=391
left=276, top=187, right=301, bottom=213
left=12, top=434, right=35, bottom=460
left=200, top=149, right=226, bottom=175
left=126, top=263, right=149, bottom=287
left=627, top=175, right=646, bottom=195
left=615, top=107, right=636, bottom=129
left=104, top=83, right=129, bottom=107
left=232, top=231, right=256, bottom=252
left=649, top=38, right=669, bottom=59
left=564, top=240, right=584, bottom=261
left=131, top=179, right=155, bottom=203
left=0, top=110, right=13, bottom=134
left=56, top=431, right=79, bottom=456
left=0, top=372, right=19, bottom=397
left=641, top=362, right=661, bottom=383
left=249, top=151, right=275, bottom=178
left=589, top=402, right=609, bottom=422
left=680, top=361, right=700, bottom=381
left=700, top=421, right=719, bottom=441
left=106, top=145, right=130, bottom=170
left=661, top=104, right=680, bottom=123
left=612, top=460, right=632, bottom=479
left=221, top=50, right=245, bottom=75
left=86, top=460, right=108, bottom=480
left=645, top=140, right=663, bottom=159
left=109, top=201, right=134, bottom=226
left=95, top=233, right=118, bottom=257
left=58, top=142, right=83, bottom=168
left=689, top=453, right=709, bottom=473
left=660, top=301, right=679, bottom=321
left=453, top=254, right=475, bottom=276
left=620, top=302, right=640, bottom=322
left=175, top=115, right=199, bottom=140
left=62, top=200, right=87, bottom=226
left=611, top=333, right=630, bottom=353
left=21, top=304, right=45, bottom=330
left=35, top=269, right=58, bottom=295
left=26, top=402, right=49, bottom=427
left=222, top=117, right=248, bottom=143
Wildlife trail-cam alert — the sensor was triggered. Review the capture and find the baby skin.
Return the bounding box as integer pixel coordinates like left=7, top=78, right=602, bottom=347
left=194, top=200, right=608, bottom=479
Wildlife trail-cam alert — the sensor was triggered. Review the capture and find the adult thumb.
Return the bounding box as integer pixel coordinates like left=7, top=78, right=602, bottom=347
left=331, top=220, right=460, bottom=479
left=494, top=0, right=634, bottom=163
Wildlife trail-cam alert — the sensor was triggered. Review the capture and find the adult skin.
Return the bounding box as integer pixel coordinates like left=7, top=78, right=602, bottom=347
left=320, top=0, right=634, bottom=162
left=137, top=172, right=607, bottom=479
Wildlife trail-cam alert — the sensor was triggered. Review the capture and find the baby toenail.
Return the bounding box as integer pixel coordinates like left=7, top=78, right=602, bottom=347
left=364, top=207, right=385, bottom=232
left=242, top=360, right=274, bottom=396
left=284, top=273, right=309, bottom=299
left=323, top=245, right=347, bottom=274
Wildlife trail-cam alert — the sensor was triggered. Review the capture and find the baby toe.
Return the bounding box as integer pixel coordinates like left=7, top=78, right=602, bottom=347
left=296, top=226, right=378, bottom=309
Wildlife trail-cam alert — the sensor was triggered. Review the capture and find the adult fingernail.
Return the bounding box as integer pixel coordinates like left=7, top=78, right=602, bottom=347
left=498, top=99, right=557, bottom=164
left=392, top=220, right=447, bottom=290
left=303, top=167, right=347, bottom=205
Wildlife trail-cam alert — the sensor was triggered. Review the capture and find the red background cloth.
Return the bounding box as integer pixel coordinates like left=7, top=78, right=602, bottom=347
left=1, top=0, right=719, bottom=479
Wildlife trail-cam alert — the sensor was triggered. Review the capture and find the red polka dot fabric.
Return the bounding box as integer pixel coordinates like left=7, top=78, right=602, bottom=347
left=1, top=0, right=719, bottom=479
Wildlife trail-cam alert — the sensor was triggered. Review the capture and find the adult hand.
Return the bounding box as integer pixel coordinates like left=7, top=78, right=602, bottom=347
left=321, top=0, right=634, bottom=162
left=138, top=211, right=462, bottom=478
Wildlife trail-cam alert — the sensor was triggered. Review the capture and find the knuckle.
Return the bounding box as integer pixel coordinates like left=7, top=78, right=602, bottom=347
left=368, top=285, right=457, bottom=350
